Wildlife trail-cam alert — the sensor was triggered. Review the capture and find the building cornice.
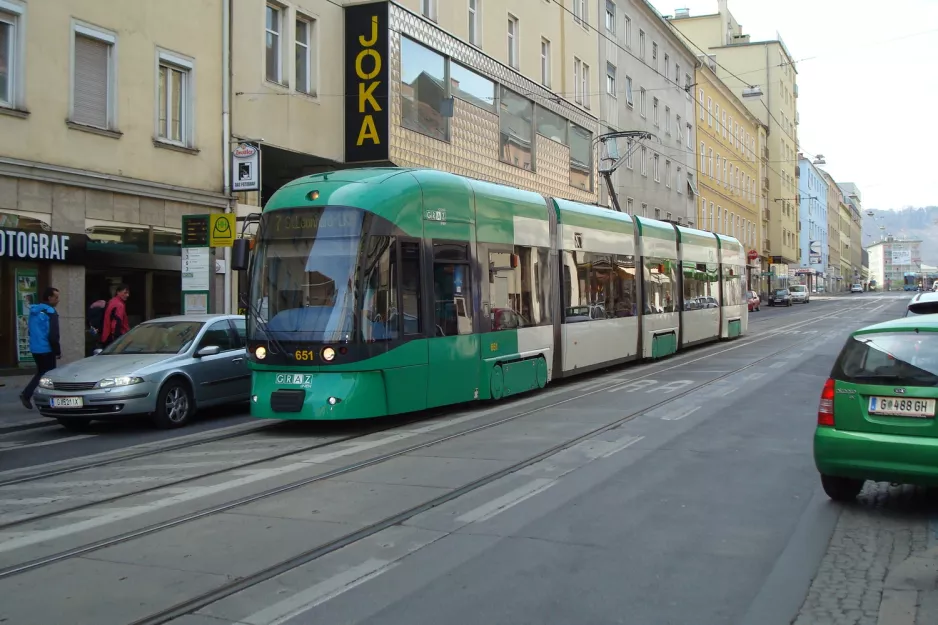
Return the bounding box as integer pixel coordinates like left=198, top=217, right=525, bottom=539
left=0, top=157, right=230, bottom=209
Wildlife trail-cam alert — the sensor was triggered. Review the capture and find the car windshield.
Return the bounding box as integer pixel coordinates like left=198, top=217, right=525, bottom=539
left=102, top=321, right=203, bottom=355
left=247, top=206, right=399, bottom=344
left=790, top=286, right=806, bottom=293
left=832, top=332, right=938, bottom=387
left=906, top=301, right=938, bottom=316
left=775, top=289, right=789, bottom=296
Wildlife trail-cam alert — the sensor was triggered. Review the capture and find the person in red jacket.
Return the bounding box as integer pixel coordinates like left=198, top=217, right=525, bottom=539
left=100, top=284, right=131, bottom=346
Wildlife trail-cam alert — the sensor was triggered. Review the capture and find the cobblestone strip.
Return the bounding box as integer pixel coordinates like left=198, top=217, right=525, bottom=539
left=792, top=483, right=932, bottom=625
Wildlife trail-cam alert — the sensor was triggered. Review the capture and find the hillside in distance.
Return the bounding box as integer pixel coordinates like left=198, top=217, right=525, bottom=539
left=863, top=207, right=938, bottom=265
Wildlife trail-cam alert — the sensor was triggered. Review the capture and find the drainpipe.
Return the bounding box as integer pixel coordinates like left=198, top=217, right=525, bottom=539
left=222, top=0, right=233, bottom=314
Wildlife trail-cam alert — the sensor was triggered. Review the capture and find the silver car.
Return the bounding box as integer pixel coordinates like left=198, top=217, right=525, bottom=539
left=34, top=314, right=249, bottom=430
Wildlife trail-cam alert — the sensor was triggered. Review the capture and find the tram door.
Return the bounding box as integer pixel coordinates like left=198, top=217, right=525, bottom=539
left=426, top=241, right=482, bottom=408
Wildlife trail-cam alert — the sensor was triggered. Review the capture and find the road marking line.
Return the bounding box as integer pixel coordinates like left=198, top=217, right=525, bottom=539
left=661, top=406, right=701, bottom=421
left=455, top=478, right=556, bottom=525
left=1, top=476, right=174, bottom=490
left=0, top=434, right=96, bottom=452
left=770, top=361, right=787, bottom=369
left=746, top=372, right=765, bottom=380
left=242, top=559, right=402, bottom=625
left=599, top=435, right=644, bottom=457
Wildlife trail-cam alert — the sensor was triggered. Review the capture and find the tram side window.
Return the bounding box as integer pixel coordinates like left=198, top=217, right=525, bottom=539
left=562, top=251, right=636, bottom=322
left=400, top=242, right=422, bottom=335
left=361, top=236, right=398, bottom=341
left=487, top=247, right=552, bottom=331
left=433, top=245, right=472, bottom=337
left=722, top=264, right=745, bottom=306
left=682, top=262, right=720, bottom=310
left=643, top=257, right=678, bottom=314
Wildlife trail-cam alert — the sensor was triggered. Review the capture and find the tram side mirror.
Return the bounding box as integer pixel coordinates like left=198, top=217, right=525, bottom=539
left=231, top=239, right=250, bottom=271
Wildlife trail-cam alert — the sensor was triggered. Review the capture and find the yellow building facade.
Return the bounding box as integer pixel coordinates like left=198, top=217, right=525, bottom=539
left=693, top=60, right=763, bottom=287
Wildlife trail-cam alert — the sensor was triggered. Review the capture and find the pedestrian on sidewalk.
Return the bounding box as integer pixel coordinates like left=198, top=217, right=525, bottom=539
left=20, top=287, right=61, bottom=410
left=100, top=284, right=131, bottom=347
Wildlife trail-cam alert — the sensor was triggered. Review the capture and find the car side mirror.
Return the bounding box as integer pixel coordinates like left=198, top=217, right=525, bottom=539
left=196, top=345, right=221, bottom=358
left=93, top=348, right=103, bottom=356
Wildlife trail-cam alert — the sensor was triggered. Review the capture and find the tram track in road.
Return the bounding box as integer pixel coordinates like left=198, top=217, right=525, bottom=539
left=0, top=296, right=868, bottom=529
left=0, top=297, right=891, bottom=605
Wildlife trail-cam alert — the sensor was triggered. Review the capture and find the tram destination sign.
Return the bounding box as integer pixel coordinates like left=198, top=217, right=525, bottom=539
left=0, top=227, right=86, bottom=263
left=182, top=215, right=210, bottom=247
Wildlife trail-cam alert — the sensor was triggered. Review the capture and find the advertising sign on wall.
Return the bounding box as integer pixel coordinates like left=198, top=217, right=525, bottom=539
left=344, top=1, right=390, bottom=163
left=891, top=249, right=912, bottom=265
left=15, top=268, right=38, bottom=365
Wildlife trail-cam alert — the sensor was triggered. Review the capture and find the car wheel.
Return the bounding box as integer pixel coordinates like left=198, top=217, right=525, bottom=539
left=57, top=418, right=93, bottom=432
left=152, top=379, right=194, bottom=429
left=821, top=474, right=864, bottom=502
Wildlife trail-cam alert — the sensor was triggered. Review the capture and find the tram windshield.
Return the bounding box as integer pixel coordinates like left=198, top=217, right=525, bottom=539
left=247, top=206, right=397, bottom=344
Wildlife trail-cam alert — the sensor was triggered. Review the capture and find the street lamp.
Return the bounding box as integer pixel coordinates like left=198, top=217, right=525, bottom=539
left=742, top=86, right=764, bottom=98
left=813, top=155, right=826, bottom=165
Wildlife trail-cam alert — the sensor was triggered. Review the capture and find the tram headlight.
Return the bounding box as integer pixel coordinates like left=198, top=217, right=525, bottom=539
left=254, top=346, right=267, bottom=360
left=321, top=346, right=336, bottom=362
left=328, top=396, right=337, bottom=405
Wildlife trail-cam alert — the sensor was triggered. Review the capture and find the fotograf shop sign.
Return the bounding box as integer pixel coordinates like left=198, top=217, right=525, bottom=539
left=344, top=1, right=389, bottom=163
left=0, top=228, right=85, bottom=263
left=232, top=143, right=260, bottom=192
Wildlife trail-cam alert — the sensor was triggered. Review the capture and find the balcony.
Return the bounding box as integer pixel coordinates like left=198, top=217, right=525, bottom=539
left=763, top=207, right=771, bottom=221
left=762, top=176, right=769, bottom=191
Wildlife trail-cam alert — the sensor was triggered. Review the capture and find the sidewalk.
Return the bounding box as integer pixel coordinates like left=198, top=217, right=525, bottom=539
left=0, top=375, right=52, bottom=433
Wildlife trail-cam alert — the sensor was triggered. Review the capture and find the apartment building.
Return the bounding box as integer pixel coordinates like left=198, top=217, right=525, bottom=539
left=797, top=156, right=828, bottom=290
left=597, top=0, right=697, bottom=224
left=817, top=168, right=841, bottom=291
left=692, top=56, right=763, bottom=288
left=668, top=0, right=800, bottom=274
left=0, top=0, right=228, bottom=368
left=866, top=237, right=922, bottom=292
left=232, top=0, right=601, bottom=309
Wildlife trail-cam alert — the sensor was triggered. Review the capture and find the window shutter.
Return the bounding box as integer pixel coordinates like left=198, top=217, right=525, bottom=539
left=73, top=35, right=109, bottom=128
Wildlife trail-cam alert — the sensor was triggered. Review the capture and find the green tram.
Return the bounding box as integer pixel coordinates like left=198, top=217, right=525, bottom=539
left=231, top=168, right=748, bottom=421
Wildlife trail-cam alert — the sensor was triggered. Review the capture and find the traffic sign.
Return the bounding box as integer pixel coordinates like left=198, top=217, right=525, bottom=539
left=210, top=213, right=236, bottom=247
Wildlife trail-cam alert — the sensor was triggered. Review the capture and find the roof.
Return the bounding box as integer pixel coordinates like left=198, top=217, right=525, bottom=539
left=911, top=292, right=938, bottom=305
left=854, top=315, right=938, bottom=335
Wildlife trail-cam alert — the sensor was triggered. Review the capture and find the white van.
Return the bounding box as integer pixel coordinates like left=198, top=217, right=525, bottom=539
left=790, top=284, right=809, bottom=303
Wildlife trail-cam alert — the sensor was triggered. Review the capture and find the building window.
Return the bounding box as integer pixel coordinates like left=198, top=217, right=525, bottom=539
left=639, top=29, right=645, bottom=58
left=400, top=37, right=447, bottom=141
left=722, top=110, right=726, bottom=138
left=605, top=0, right=615, bottom=33
left=421, top=0, right=437, bottom=21
left=625, top=75, right=633, bottom=106
left=654, top=154, right=660, bottom=182
left=665, top=160, right=671, bottom=187
left=707, top=97, right=712, bottom=126
left=626, top=197, right=634, bottom=214
left=541, top=38, right=551, bottom=87
left=624, top=15, right=631, bottom=48
left=71, top=23, right=117, bottom=130
left=655, top=207, right=661, bottom=219
left=499, top=86, right=534, bottom=171
left=156, top=51, right=193, bottom=146
left=0, top=1, right=25, bottom=109
left=570, top=123, right=592, bottom=190
left=664, top=53, right=669, bottom=79
left=507, top=14, right=519, bottom=68
left=676, top=166, right=682, bottom=194
left=665, top=106, right=670, bottom=134
left=295, top=16, right=315, bottom=95
left=708, top=149, right=713, bottom=178
left=640, top=87, right=646, bottom=117
left=652, top=42, right=658, bottom=70
left=641, top=203, right=648, bottom=217
left=573, top=57, right=581, bottom=103
left=698, top=89, right=704, bottom=120
left=574, top=0, right=587, bottom=23
left=606, top=62, right=615, bottom=96
left=265, top=4, right=282, bottom=83
left=700, top=142, right=705, bottom=172
left=686, top=123, right=692, bottom=148
left=581, top=62, right=590, bottom=109
left=468, top=0, right=480, bottom=45
left=641, top=146, right=647, bottom=176
left=653, top=97, right=659, bottom=126
left=675, top=63, right=680, bottom=86
left=536, top=104, right=566, bottom=142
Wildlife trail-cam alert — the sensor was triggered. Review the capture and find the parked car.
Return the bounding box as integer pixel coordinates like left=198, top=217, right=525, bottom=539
left=850, top=283, right=863, bottom=293
left=33, top=314, right=249, bottom=430
left=814, top=316, right=938, bottom=501
left=768, top=288, right=792, bottom=307
left=790, top=284, right=810, bottom=304
left=747, top=291, right=761, bottom=312
left=905, top=291, right=938, bottom=317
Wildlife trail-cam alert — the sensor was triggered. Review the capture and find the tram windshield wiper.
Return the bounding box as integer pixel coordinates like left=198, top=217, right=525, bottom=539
left=247, top=300, right=290, bottom=359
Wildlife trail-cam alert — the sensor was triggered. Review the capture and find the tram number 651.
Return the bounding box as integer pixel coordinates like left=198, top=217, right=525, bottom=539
left=294, top=349, right=316, bottom=361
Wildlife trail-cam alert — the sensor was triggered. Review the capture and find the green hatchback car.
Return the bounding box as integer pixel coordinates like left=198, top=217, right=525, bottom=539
left=814, top=316, right=938, bottom=501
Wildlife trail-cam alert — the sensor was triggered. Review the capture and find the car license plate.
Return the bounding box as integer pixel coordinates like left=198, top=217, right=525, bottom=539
left=868, top=396, right=935, bottom=418
left=50, top=397, right=83, bottom=408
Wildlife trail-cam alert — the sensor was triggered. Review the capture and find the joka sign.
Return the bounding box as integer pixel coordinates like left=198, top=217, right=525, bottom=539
left=344, top=1, right=389, bottom=163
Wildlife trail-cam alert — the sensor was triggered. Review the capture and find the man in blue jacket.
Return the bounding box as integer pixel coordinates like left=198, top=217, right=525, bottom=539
left=20, top=287, right=61, bottom=410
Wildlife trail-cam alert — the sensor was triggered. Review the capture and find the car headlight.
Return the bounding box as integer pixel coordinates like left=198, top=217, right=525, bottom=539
left=97, top=376, right=144, bottom=389
left=38, top=377, right=54, bottom=390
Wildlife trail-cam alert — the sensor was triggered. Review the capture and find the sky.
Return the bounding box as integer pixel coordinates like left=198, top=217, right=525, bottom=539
left=648, top=0, right=938, bottom=210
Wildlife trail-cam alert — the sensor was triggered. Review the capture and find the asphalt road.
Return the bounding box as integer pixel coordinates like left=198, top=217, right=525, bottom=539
left=0, top=292, right=923, bottom=625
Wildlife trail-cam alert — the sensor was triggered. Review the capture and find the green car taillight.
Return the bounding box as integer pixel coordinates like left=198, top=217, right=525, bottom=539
left=818, top=378, right=835, bottom=427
